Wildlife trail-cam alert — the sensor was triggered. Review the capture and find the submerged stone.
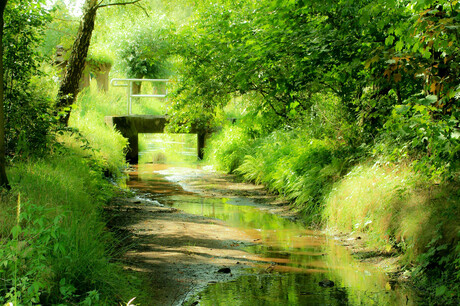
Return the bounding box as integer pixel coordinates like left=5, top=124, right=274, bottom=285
left=318, top=279, right=335, bottom=287
left=218, top=267, right=231, bottom=274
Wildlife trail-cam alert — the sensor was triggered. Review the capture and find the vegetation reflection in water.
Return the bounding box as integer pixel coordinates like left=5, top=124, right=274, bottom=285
left=132, top=135, right=417, bottom=305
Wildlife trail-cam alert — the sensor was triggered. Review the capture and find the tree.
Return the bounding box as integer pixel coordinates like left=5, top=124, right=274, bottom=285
left=56, top=0, right=142, bottom=125
left=4, top=0, right=53, bottom=158
left=0, top=0, right=10, bottom=190
left=119, top=23, right=173, bottom=94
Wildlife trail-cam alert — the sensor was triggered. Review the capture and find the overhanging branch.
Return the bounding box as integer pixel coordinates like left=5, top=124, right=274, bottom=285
left=97, top=0, right=142, bottom=8
left=134, top=3, right=149, bottom=17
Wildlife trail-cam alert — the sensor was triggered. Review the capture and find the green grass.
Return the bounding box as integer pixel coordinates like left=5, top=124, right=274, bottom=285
left=0, top=153, right=140, bottom=305
left=0, top=81, right=160, bottom=304
left=75, top=81, right=166, bottom=117
left=68, top=81, right=168, bottom=176
left=323, top=162, right=460, bottom=261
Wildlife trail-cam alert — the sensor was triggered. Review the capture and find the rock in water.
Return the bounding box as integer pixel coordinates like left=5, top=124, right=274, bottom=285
left=318, top=279, right=335, bottom=287
left=217, top=267, right=231, bottom=274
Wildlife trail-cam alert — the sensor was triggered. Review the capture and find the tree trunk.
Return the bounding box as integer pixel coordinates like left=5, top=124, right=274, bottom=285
left=56, top=0, right=98, bottom=126
left=132, top=75, right=143, bottom=95
left=0, top=0, right=10, bottom=190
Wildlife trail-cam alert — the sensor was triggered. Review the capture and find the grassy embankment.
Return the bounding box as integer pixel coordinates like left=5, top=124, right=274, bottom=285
left=205, top=118, right=460, bottom=303
left=0, top=83, right=164, bottom=305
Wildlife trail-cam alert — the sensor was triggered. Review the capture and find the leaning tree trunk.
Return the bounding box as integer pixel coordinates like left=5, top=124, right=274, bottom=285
left=56, top=0, right=98, bottom=126
left=0, top=0, right=10, bottom=190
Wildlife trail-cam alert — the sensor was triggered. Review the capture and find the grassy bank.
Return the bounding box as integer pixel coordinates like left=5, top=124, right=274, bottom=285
left=206, top=124, right=460, bottom=303
left=0, top=85, right=148, bottom=304
left=0, top=154, right=136, bottom=305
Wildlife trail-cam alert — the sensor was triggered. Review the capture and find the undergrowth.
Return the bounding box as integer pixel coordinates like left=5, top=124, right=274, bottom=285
left=324, top=162, right=460, bottom=303
left=0, top=153, right=140, bottom=305
left=207, top=126, right=356, bottom=224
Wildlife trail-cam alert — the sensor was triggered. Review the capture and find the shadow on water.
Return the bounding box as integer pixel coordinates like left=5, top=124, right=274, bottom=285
left=128, top=134, right=420, bottom=305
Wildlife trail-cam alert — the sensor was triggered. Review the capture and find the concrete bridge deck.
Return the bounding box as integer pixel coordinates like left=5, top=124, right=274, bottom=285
left=105, top=115, right=208, bottom=163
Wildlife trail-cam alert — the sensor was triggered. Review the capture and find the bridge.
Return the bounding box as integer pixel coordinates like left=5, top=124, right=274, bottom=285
left=104, top=79, right=209, bottom=163
left=104, top=114, right=208, bottom=163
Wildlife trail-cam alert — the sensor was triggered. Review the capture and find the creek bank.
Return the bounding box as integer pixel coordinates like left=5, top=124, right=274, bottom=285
left=105, top=166, right=416, bottom=304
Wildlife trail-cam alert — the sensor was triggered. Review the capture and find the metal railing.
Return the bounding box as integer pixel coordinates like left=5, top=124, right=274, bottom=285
left=110, top=78, right=169, bottom=115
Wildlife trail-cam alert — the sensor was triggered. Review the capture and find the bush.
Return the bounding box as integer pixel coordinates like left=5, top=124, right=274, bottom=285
left=205, top=125, right=254, bottom=173
left=207, top=125, right=355, bottom=223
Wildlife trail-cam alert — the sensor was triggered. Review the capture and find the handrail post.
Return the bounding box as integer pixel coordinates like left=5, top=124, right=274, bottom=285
left=128, top=79, right=132, bottom=115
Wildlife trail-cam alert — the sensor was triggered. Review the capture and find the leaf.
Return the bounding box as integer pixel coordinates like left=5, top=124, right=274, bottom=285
left=394, top=73, right=402, bottom=83
left=418, top=95, right=437, bottom=106
left=364, top=55, right=380, bottom=69
left=11, top=225, right=22, bottom=239
left=435, top=285, right=447, bottom=296
left=385, top=35, right=395, bottom=45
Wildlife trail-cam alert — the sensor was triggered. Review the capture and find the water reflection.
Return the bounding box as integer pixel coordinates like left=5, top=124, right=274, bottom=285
left=128, top=135, right=418, bottom=305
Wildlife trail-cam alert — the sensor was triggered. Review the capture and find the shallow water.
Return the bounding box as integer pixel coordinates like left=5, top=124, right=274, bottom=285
left=128, top=134, right=419, bottom=305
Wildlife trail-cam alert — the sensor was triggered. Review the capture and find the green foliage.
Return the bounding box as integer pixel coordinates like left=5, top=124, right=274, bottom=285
left=207, top=123, right=356, bottom=224
left=411, top=228, right=460, bottom=304
left=118, top=21, right=173, bottom=79
left=380, top=96, right=460, bottom=180
left=169, top=0, right=409, bottom=131
left=87, top=45, right=115, bottom=66
left=3, top=1, right=56, bottom=158
left=0, top=153, right=137, bottom=304
left=67, top=87, right=131, bottom=177
left=205, top=125, right=254, bottom=173
left=170, top=0, right=458, bottom=180
left=324, top=162, right=460, bottom=302
left=40, top=1, right=79, bottom=57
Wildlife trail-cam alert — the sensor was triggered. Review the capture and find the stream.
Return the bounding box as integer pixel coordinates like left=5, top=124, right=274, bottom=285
left=125, top=134, right=420, bottom=305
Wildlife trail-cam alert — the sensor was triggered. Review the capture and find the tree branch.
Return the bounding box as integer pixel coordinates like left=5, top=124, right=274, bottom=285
left=134, top=3, right=149, bottom=17
left=257, top=88, right=288, bottom=119
left=97, top=0, right=142, bottom=8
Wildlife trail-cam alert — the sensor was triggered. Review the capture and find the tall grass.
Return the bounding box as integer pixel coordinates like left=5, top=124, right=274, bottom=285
left=207, top=126, right=353, bottom=223
left=0, top=153, right=138, bottom=304
left=323, top=162, right=460, bottom=303
left=205, top=125, right=255, bottom=173
left=0, top=82, right=157, bottom=304
left=324, top=162, right=460, bottom=262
